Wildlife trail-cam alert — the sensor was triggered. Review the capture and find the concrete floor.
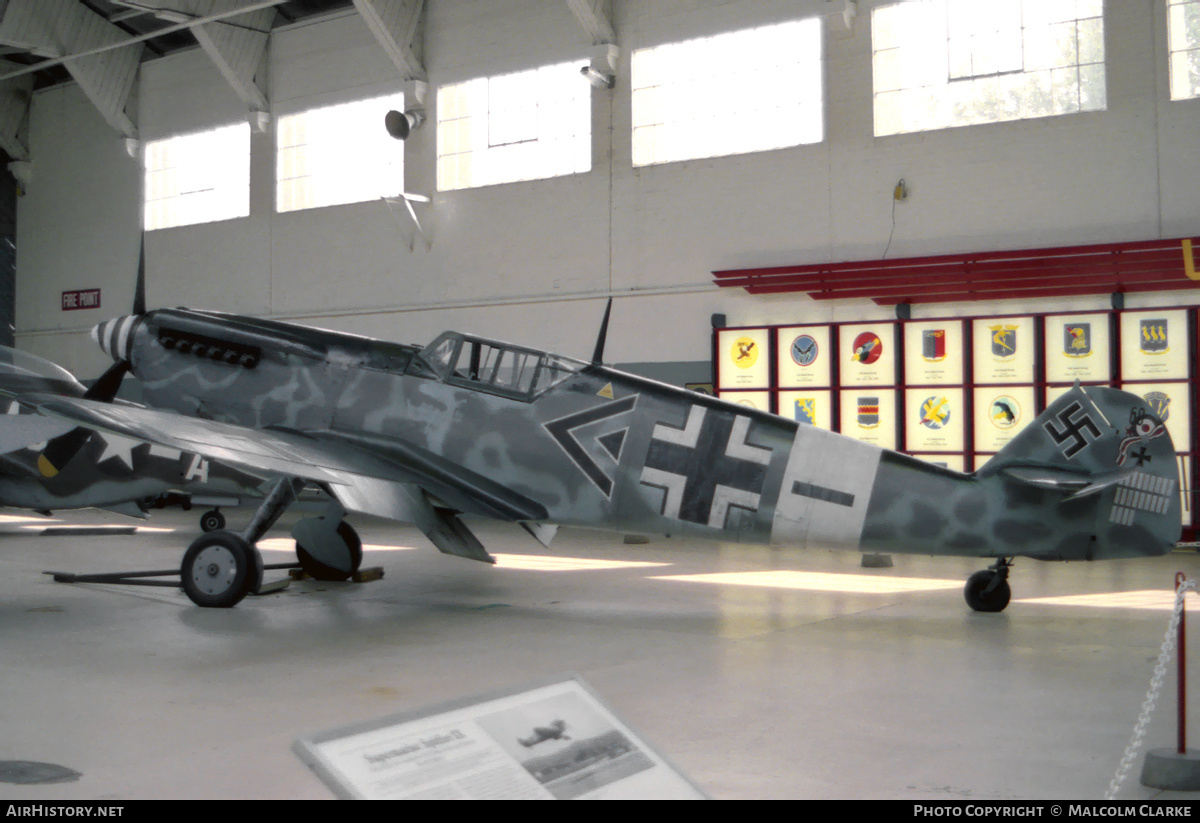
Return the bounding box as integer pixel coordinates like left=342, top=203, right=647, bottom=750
left=1, top=506, right=1199, bottom=800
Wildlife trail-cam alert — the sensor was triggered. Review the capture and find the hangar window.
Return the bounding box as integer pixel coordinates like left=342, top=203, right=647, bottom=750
left=436, top=61, right=591, bottom=191
left=872, top=0, right=1106, bottom=137
left=1169, top=0, right=1200, bottom=100
left=276, top=92, right=406, bottom=213
left=144, top=122, right=250, bottom=231
left=629, top=18, right=824, bottom=168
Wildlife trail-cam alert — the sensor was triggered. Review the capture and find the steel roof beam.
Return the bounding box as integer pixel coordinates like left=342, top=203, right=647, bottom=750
left=352, top=0, right=425, bottom=81
left=0, top=0, right=141, bottom=137
left=565, top=0, right=614, bottom=45
left=185, top=1, right=273, bottom=116
left=0, top=59, right=30, bottom=161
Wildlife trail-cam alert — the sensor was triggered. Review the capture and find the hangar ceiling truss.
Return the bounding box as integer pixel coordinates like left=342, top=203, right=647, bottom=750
left=0, top=0, right=619, bottom=164
left=0, top=0, right=145, bottom=139
left=566, top=0, right=615, bottom=45
left=0, top=0, right=428, bottom=161
left=352, top=0, right=425, bottom=80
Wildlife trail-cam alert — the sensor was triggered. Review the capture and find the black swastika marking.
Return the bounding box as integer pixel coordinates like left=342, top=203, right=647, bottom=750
left=1042, top=401, right=1102, bottom=459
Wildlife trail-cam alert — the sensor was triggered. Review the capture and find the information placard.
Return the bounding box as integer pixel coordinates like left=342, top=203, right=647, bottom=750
left=776, top=326, right=831, bottom=388
left=973, top=316, right=1036, bottom=384
left=903, top=320, right=964, bottom=385
left=716, top=328, right=770, bottom=390
left=293, top=675, right=707, bottom=800
left=840, top=323, right=896, bottom=387
left=1044, top=313, right=1112, bottom=384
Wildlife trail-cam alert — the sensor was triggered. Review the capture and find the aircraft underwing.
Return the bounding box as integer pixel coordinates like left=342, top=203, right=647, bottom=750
left=13, top=306, right=1181, bottom=611
left=0, top=346, right=266, bottom=519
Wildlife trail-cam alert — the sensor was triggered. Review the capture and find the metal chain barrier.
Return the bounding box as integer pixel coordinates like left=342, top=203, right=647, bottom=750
left=1105, top=576, right=1198, bottom=800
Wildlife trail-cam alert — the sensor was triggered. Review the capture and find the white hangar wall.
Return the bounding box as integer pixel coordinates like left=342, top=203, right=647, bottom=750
left=13, top=0, right=1200, bottom=382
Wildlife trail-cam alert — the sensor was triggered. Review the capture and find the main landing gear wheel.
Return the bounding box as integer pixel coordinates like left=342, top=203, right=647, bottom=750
left=199, top=509, right=225, bottom=532
left=964, top=568, right=1012, bottom=613
left=296, top=521, right=363, bottom=582
left=181, top=530, right=263, bottom=608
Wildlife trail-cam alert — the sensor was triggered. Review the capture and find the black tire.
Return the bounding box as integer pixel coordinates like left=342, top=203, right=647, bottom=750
left=296, top=522, right=363, bottom=582
left=964, top=569, right=1011, bottom=613
left=181, top=530, right=259, bottom=608
left=200, top=510, right=225, bottom=532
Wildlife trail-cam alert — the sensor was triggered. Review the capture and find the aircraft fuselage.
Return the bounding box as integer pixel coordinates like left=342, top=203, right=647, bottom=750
left=101, top=308, right=1179, bottom=564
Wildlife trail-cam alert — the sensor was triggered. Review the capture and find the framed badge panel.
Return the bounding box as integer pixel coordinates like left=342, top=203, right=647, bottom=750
left=716, top=328, right=770, bottom=390
left=776, top=326, right=831, bottom=389
left=904, top=321, right=964, bottom=386
left=714, top=308, right=1200, bottom=533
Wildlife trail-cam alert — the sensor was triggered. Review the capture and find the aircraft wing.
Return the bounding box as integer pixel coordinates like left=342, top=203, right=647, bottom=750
left=15, top=394, right=548, bottom=532
left=0, top=413, right=77, bottom=454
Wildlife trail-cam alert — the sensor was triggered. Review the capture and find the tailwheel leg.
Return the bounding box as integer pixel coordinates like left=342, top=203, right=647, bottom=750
left=180, top=477, right=303, bottom=608
left=965, top=558, right=1013, bottom=613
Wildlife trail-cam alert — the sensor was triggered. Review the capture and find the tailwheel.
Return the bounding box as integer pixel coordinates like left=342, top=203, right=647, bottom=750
left=296, top=521, right=363, bottom=582
left=199, top=509, right=225, bottom=532
left=181, top=530, right=263, bottom=608
left=964, top=559, right=1012, bottom=613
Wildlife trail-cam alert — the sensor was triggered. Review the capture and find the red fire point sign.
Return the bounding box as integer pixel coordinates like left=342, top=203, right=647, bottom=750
left=62, top=289, right=101, bottom=311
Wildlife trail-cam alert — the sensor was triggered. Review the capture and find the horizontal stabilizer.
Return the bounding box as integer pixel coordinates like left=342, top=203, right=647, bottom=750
left=1000, top=464, right=1135, bottom=499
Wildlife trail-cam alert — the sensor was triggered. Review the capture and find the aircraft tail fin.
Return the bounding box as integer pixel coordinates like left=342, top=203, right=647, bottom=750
left=980, top=384, right=1182, bottom=556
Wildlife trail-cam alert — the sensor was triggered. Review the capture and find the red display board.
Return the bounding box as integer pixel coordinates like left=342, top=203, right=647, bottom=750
left=714, top=308, right=1197, bottom=533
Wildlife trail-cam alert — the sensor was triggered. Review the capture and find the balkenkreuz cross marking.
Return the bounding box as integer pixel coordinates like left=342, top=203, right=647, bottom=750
left=639, top=406, right=771, bottom=529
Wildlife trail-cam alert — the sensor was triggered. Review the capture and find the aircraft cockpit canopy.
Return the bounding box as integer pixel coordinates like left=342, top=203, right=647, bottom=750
left=415, top=332, right=586, bottom=401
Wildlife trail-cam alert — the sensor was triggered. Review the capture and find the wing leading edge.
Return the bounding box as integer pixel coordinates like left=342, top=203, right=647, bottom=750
left=18, top=394, right=549, bottom=562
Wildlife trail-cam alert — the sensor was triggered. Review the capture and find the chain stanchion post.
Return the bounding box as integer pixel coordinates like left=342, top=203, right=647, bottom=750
left=1178, top=572, right=1188, bottom=756
left=1138, top=572, right=1200, bottom=792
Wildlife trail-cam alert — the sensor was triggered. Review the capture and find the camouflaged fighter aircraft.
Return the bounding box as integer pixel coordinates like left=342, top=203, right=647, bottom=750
left=7, top=304, right=1183, bottom=612
left=0, top=345, right=265, bottom=520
